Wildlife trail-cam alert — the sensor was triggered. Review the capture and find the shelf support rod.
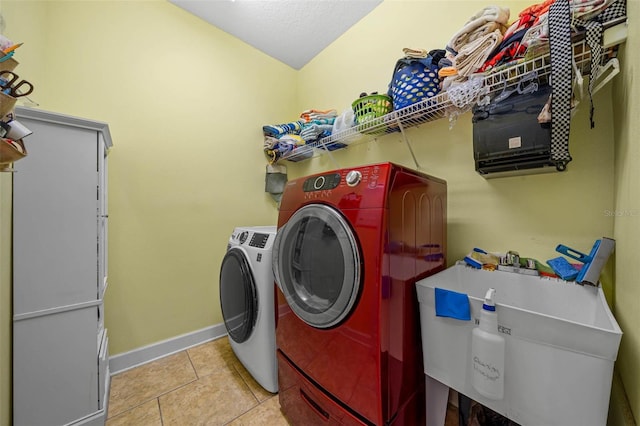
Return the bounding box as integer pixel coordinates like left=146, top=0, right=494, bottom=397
left=317, top=138, right=340, bottom=170
left=396, top=118, right=421, bottom=169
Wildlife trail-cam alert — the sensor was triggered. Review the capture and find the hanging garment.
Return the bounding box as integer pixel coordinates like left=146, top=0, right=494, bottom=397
left=570, top=0, right=626, bottom=127
left=548, top=0, right=573, bottom=167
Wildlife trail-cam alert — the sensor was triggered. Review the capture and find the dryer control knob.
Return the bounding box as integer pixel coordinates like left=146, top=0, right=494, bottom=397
left=346, top=170, right=362, bottom=187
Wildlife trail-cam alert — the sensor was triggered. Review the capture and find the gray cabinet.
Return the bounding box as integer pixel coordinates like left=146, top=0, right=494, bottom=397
left=12, top=107, right=112, bottom=426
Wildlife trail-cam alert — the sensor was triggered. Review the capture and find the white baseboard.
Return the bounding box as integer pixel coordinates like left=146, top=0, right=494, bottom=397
left=109, top=323, right=227, bottom=375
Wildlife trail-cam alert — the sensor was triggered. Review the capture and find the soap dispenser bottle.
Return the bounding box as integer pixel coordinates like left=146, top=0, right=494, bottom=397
left=471, top=288, right=505, bottom=400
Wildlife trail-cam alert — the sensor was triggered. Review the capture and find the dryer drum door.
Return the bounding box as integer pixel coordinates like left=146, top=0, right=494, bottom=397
left=220, top=249, right=258, bottom=343
left=273, top=204, right=361, bottom=329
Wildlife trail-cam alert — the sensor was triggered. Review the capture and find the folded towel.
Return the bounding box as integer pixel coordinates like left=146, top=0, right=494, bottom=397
left=279, top=134, right=305, bottom=146
left=300, top=123, right=333, bottom=142
left=468, top=5, right=511, bottom=24
left=447, top=6, right=510, bottom=55
left=434, top=288, right=471, bottom=321
left=402, top=47, right=428, bottom=58
left=454, top=29, right=503, bottom=77
left=466, top=21, right=505, bottom=45
left=300, top=109, right=337, bottom=123
left=262, top=120, right=304, bottom=138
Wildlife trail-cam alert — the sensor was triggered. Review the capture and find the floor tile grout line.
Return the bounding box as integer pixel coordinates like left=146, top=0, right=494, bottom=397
left=109, top=375, right=199, bottom=420
left=157, top=397, right=164, bottom=426
left=231, top=362, right=263, bottom=404
left=222, top=395, right=276, bottom=426
left=218, top=364, right=264, bottom=425
left=185, top=347, right=200, bottom=380
left=108, top=349, right=199, bottom=418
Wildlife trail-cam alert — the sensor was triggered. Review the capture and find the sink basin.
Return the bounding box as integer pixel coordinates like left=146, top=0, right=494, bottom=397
left=416, top=264, right=622, bottom=426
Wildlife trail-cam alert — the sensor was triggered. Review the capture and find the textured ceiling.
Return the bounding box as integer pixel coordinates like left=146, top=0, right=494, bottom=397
left=169, top=0, right=383, bottom=70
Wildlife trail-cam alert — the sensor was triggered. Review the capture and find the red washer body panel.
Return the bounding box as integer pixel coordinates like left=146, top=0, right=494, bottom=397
left=275, top=162, right=447, bottom=425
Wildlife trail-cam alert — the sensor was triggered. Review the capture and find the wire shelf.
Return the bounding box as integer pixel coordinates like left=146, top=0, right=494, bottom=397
left=276, top=19, right=626, bottom=163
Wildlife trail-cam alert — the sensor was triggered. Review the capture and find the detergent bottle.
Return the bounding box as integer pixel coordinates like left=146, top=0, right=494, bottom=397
left=471, top=288, right=505, bottom=400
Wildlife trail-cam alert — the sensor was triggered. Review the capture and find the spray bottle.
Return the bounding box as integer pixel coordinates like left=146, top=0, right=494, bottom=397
left=471, top=288, right=505, bottom=400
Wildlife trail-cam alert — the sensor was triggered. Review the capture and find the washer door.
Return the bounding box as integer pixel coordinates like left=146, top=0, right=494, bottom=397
left=220, top=248, right=258, bottom=343
left=273, top=204, right=361, bottom=329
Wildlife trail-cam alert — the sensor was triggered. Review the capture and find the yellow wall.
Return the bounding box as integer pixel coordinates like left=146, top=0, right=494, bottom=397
left=0, top=0, right=298, bottom=359
left=0, top=0, right=637, bottom=424
left=612, top=0, right=640, bottom=423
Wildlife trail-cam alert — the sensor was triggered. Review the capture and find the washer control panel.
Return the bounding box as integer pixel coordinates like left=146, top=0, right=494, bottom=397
left=303, top=173, right=341, bottom=192
left=248, top=232, right=270, bottom=248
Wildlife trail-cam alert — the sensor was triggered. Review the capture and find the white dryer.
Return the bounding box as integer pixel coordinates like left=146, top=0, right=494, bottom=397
left=219, top=226, right=278, bottom=393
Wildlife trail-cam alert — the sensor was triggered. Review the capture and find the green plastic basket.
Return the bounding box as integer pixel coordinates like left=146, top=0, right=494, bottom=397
left=352, top=94, right=392, bottom=134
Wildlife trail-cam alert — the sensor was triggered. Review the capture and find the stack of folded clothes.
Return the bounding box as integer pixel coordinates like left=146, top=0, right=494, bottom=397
left=441, top=0, right=619, bottom=83
left=262, top=120, right=304, bottom=139
left=263, top=109, right=341, bottom=163
left=299, top=109, right=337, bottom=144
left=442, top=5, right=511, bottom=85
left=480, top=0, right=554, bottom=73
left=262, top=120, right=307, bottom=163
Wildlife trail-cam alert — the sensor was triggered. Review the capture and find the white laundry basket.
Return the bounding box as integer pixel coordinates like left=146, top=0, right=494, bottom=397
left=416, top=264, right=622, bottom=426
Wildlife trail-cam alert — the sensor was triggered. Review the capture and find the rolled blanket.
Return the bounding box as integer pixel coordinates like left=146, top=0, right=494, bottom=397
left=453, top=29, right=503, bottom=77
left=447, top=6, right=510, bottom=55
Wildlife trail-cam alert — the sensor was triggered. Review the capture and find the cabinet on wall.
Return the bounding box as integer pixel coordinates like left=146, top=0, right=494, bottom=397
left=12, top=107, right=112, bottom=426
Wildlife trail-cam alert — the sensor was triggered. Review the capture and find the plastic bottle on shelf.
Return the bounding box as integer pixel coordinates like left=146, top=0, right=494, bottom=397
left=471, top=288, right=505, bottom=400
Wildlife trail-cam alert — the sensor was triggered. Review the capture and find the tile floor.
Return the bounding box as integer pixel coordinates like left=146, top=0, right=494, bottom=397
left=107, top=336, right=459, bottom=425
left=106, top=337, right=289, bottom=425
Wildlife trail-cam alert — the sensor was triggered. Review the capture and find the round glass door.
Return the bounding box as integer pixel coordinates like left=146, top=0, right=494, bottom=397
left=273, top=204, right=361, bottom=329
left=219, top=249, right=258, bottom=343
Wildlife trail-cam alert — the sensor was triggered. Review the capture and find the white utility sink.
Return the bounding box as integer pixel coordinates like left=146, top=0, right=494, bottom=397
left=416, top=264, right=622, bottom=426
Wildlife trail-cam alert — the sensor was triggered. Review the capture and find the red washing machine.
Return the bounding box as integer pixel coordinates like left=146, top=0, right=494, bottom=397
left=273, top=162, right=447, bottom=425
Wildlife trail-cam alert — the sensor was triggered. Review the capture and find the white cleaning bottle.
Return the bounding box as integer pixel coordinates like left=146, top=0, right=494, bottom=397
left=471, top=288, right=505, bottom=400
